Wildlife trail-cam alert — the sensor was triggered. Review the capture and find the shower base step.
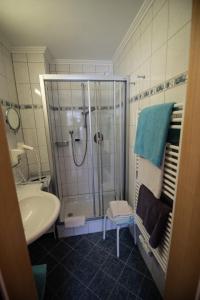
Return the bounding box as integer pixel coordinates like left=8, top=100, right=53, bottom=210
left=57, top=217, right=128, bottom=238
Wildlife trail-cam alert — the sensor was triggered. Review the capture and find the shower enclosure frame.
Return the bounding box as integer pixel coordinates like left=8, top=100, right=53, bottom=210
left=39, top=74, right=129, bottom=219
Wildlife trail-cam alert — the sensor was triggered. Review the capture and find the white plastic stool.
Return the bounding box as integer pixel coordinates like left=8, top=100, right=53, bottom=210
left=103, top=208, right=134, bottom=258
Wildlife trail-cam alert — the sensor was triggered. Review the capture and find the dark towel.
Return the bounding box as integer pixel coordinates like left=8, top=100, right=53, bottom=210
left=136, top=185, right=171, bottom=248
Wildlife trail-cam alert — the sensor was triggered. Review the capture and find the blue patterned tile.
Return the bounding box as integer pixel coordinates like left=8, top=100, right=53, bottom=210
left=50, top=240, right=72, bottom=261
left=86, top=245, right=109, bottom=266
left=73, top=257, right=100, bottom=286
left=108, top=283, right=129, bottom=299
left=47, top=264, right=69, bottom=291
left=119, top=228, right=136, bottom=249
left=80, top=288, right=99, bottom=300
left=61, top=249, right=83, bottom=272
left=74, top=237, right=94, bottom=256
left=63, top=235, right=83, bottom=248
left=119, top=265, right=143, bottom=295
left=85, top=232, right=103, bottom=244
left=96, top=236, right=116, bottom=253
left=101, top=255, right=125, bottom=280
left=108, top=283, right=137, bottom=300
left=127, top=250, right=147, bottom=275
left=89, top=270, right=116, bottom=299
left=56, top=270, right=85, bottom=300
left=44, top=284, right=58, bottom=300
left=138, top=277, right=162, bottom=300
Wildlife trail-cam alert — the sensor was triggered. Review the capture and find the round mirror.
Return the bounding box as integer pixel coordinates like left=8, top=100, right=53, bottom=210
left=6, top=107, right=21, bottom=133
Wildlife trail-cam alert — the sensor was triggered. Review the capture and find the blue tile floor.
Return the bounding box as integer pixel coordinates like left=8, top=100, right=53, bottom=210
left=28, top=228, right=162, bottom=300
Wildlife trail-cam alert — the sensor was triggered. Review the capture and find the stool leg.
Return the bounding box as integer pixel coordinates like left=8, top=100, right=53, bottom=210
left=133, top=219, right=137, bottom=245
left=103, top=215, right=107, bottom=240
left=116, top=225, right=120, bottom=258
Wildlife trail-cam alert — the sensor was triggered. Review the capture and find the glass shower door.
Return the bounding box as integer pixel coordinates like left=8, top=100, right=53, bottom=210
left=88, top=81, right=125, bottom=217
left=42, top=78, right=126, bottom=221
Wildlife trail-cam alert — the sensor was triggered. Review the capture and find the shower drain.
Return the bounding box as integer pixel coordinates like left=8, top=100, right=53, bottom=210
left=67, top=213, right=73, bottom=217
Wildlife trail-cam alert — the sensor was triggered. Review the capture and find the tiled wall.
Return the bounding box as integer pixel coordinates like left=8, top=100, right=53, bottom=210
left=0, top=41, right=27, bottom=181
left=12, top=57, right=113, bottom=178
left=49, top=61, right=113, bottom=75
left=12, top=52, right=50, bottom=176
left=113, top=0, right=192, bottom=206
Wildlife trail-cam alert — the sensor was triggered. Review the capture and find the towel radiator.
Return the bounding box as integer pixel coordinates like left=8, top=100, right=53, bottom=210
left=134, top=103, right=184, bottom=274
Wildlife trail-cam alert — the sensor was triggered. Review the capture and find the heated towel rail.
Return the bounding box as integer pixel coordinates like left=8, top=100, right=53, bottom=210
left=134, top=102, right=184, bottom=274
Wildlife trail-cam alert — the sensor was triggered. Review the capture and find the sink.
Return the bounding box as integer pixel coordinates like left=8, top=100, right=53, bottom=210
left=17, top=183, right=60, bottom=244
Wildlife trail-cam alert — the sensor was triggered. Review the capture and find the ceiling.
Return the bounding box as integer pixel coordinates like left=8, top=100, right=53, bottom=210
left=0, top=0, right=144, bottom=60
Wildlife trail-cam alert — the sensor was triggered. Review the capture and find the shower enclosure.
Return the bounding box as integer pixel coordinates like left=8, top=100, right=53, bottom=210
left=40, top=75, right=127, bottom=221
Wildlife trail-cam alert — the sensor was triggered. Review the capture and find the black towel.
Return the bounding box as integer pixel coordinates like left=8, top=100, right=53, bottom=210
left=136, top=184, right=171, bottom=248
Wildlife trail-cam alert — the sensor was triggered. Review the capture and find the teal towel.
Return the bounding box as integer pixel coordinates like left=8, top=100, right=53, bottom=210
left=134, top=103, right=174, bottom=167
left=32, top=264, right=47, bottom=300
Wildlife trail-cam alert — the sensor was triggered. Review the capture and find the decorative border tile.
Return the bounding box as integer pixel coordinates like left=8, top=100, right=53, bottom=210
left=0, top=99, right=20, bottom=109
left=0, top=99, right=44, bottom=110
left=130, top=72, right=188, bottom=103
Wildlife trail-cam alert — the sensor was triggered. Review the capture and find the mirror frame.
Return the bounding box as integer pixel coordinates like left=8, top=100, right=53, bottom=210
left=6, top=107, right=21, bottom=133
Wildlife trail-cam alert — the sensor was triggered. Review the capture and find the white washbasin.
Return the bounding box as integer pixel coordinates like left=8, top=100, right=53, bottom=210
left=17, top=184, right=60, bottom=244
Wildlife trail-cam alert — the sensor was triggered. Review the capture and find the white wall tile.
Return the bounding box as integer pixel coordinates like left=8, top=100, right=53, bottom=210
left=28, top=163, right=40, bottom=176
left=28, top=62, right=46, bottom=83
left=26, top=147, right=39, bottom=164
left=16, top=83, right=32, bottom=104
left=166, top=23, right=191, bottom=79
left=69, top=64, right=83, bottom=73
left=168, top=0, right=192, bottom=38
left=27, top=53, right=45, bottom=63
left=139, top=98, right=151, bottom=109
left=31, top=83, right=42, bottom=104
left=165, top=84, right=187, bottom=103
left=12, top=53, right=27, bottom=62
left=95, top=64, right=109, bottom=73
left=8, top=81, right=18, bottom=103
left=129, top=101, right=139, bottom=126
left=39, top=145, right=49, bottom=163
left=0, top=74, right=9, bottom=99
left=150, top=92, right=165, bottom=105
left=140, top=59, right=151, bottom=91
left=152, top=0, right=166, bottom=17
left=140, top=25, right=152, bottom=63
left=23, top=128, right=38, bottom=147
left=49, top=64, right=56, bottom=73
left=151, top=44, right=167, bottom=87
left=140, top=5, right=153, bottom=33
left=41, top=161, right=50, bottom=173
left=13, top=62, right=29, bottom=83
left=0, top=47, right=6, bottom=76
left=152, top=1, right=168, bottom=53
left=4, top=53, right=15, bottom=81
left=83, top=64, right=95, bottom=73
left=56, top=64, right=70, bottom=73
left=20, top=109, right=35, bottom=128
